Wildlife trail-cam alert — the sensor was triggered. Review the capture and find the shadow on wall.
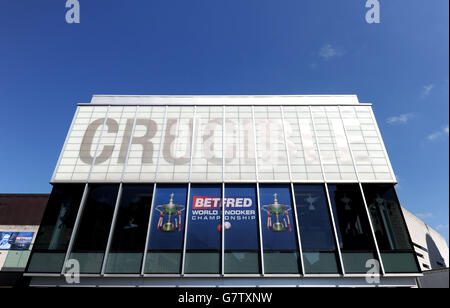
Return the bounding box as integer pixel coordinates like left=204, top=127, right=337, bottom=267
left=426, top=234, right=447, bottom=270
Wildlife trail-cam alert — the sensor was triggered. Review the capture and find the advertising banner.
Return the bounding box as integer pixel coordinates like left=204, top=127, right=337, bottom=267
left=147, top=185, right=188, bottom=251
left=186, top=185, right=259, bottom=251
left=0, top=232, right=34, bottom=250
left=186, top=185, right=223, bottom=251
left=224, top=185, right=259, bottom=251
left=259, top=185, right=298, bottom=251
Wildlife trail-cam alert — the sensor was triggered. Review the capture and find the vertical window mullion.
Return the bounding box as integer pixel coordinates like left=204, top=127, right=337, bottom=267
left=100, top=183, right=123, bottom=275
left=338, top=106, right=386, bottom=276
left=154, top=106, right=168, bottom=182
left=221, top=106, right=225, bottom=276
left=120, top=106, right=138, bottom=182
left=252, top=106, right=264, bottom=276
left=324, top=183, right=346, bottom=275
left=140, top=182, right=158, bottom=276
left=281, top=105, right=305, bottom=275
left=359, top=183, right=386, bottom=276
left=180, top=183, right=192, bottom=276
left=60, top=183, right=89, bottom=275
left=309, top=105, right=346, bottom=276
left=290, top=183, right=305, bottom=276
left=221, top=182, right=225, bottom=276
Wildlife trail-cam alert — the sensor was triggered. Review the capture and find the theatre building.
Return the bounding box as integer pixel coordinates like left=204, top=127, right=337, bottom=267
left=25, top=95, right=422, bottom=287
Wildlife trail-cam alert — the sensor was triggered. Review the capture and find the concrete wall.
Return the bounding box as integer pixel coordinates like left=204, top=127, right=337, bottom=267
left=417, top=269, right=449, bottom=289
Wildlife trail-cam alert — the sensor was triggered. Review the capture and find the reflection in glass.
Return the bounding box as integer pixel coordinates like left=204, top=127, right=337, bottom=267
left=294, top=185, right=339, bottom=274
left=224, top=184, right=260, bottom=274
left=27, top=184, right=85, bottom=273
left=145, top=184, right=187, bottom=274
left=327, top=184, right=377, bottom=273
left=363, top=184, right=420, bottom=273
left=68, top=184, right=119, bottom=274
left=259, top=185, right=301, bottom=274
left=185, top=184, right=222, bottom=274
left=105, top=185, right=153, bottom=274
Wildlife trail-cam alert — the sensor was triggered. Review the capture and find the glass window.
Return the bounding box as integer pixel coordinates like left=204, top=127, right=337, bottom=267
left=259, top=185, right=301, bottom=274
left=105, top=185, right=153, bottom=274
left=224, top=184, right=260, bottom=274
left=327, top=184, right=378, bottom=273
left=184, top=184, right=222, bottom=274
left=363, top=184, right=420, bottom=273
left=294, top=185, right=339, bottom=274
left=27, top=184, right=85, bottom=273
left=145, top=184, right=188, bottom=274
left=67, top=184, right=119, bottom=274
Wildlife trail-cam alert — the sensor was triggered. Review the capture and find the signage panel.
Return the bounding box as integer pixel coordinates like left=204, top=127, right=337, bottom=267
left=53, top=104, right=395, bottom=183
left=147, top=185, right=188, bottom=251
left=259, top=185, right=298, bottom=251
left=0, top=232, right=34, bottom=250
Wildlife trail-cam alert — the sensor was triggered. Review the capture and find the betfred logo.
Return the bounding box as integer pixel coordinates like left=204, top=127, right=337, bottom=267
left=193, top=196, right=252, bottom=209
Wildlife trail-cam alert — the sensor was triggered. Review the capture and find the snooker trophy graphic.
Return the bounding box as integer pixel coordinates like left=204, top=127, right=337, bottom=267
left=262, top=193, right=292, bottom=232
left=155, top=193, right=184, bottom=232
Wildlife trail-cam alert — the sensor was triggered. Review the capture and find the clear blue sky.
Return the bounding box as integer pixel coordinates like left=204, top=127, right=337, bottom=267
left=0, top=1, right=448, bottom=241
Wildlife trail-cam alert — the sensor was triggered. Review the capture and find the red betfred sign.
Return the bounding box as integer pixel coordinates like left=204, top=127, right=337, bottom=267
left=192, top=196, right=252, bottom=209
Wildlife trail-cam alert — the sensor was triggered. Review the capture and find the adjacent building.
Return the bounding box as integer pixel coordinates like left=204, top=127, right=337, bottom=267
left=402, top=207, right=449, bottom=288
left=25, top=95, right=422, bottom=287
left=0, top=194, right=48, bottom=287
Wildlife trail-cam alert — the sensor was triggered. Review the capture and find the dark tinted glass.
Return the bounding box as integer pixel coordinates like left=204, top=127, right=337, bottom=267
left=185, top=184, right=222, bottom=274
left=224, top=184, right=260, bottom=274
left=69, top=184, right=119, bottom=274
left=145, top=184, right=188, bottom=274
left=259, top=184, right=301, bottom=274
left=294, top=185, right=336, bottom=251
left=328, top=184, right=376, bottom=251
left=363, top=184, right=413, bottom=250
left=328, top=184, right=378, bottom=273
left=105, top=185, right=153, bottom=274
left=32, top=184, right=85, bottom=251
left=363, top=184, right=420, bottom=273
left=27, top=184, right=85, bottom=273
left=294, top=184, right=339, bottom=274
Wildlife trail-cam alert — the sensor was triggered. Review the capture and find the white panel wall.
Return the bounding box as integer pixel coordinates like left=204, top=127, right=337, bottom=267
left=52, top=104, right=396, bottom=184
left=224, top=106, right=256, bottom=181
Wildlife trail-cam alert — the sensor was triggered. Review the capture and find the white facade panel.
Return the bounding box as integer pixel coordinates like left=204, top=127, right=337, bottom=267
left=52, top=96, right=396, bottom=184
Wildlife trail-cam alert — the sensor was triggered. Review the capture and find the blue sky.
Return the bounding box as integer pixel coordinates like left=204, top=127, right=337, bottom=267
left=0, top=1, right=448, bottom=241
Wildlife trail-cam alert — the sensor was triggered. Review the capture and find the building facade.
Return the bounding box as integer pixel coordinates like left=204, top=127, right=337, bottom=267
left=25, top=95, right=421, bottom=287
